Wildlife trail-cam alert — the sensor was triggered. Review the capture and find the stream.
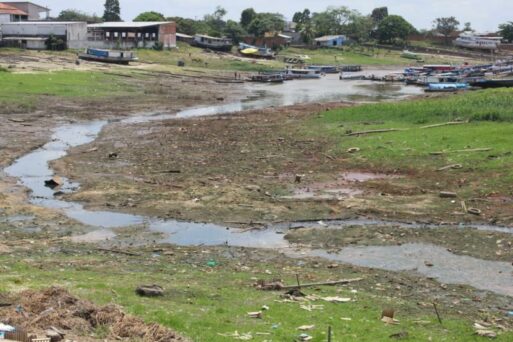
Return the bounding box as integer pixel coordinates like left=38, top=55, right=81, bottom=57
left=4, top=76, right=513, bottom=297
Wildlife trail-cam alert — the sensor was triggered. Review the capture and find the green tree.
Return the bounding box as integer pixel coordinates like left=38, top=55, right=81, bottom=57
left=346, top=13, right=374, bottom=42
left=433, top=16, right=460, bottom=44
left=103, top=0, right=121, bottom=21
left=57, top=9, right=102, bottom=23
left=499, top=22, right=513, bottom=42
left=299, top=21, right=316, bottom=44
left=240, top=8, right=256, bottom=29
left=134, top=11, right=165, bottom=22
left=463, top=22, right=473, bottom=32
left=224, top=20, right=246, bottom=43
left=204, top=6, right=227, bottom=36
left=247, top=13, right=285, bottom=36
left=376, top=15, right=416, bottom=44
left=312, top=7, right=353, bottom=36
left=292, top=9, right=311, bottom=33
left=168, top=17, right=209, bottom=35
left=371, top=7, right=388, bottom=24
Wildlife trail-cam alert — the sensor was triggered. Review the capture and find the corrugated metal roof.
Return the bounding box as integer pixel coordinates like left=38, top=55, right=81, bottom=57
left=3, top=2, right=49, bottom=11
left=0, top=3, right=28, bottom=15
left=88, top=21, right=172, bottom=29
left=314, top=35, right=346, bottom=42
left=2, top=21, right=86, bottom=24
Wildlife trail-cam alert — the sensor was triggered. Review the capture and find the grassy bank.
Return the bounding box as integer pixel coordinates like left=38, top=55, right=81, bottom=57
left=1, top=244, right=510, bottom=341
left=308, top=89, right=513, bottom=195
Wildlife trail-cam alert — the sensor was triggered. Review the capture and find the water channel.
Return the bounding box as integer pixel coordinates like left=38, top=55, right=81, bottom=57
left=4, top=76, right=513, bottom=296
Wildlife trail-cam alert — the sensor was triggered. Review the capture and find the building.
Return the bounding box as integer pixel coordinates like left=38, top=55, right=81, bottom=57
left=0, top=3, right=28, bottom=23
left=87, top=22, right=176, bottom=49
left=2, top=1, right=48, bottom=20
left=314, top=35, right=347, bottom=48
left=0, top=21, right=87, bottom=49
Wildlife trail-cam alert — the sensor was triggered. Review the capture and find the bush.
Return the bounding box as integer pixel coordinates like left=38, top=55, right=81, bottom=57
left=152, top=41, right=164, bottom=51
left=45, top=35, right=66, bottom=51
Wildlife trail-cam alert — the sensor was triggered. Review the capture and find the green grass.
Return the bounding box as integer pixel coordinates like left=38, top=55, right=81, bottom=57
left=1, top=252, right=509, bottom=341
left=307, top=89, right=513, bottom=193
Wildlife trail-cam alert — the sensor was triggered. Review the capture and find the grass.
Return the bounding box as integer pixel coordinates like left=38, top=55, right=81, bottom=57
left=1, top=249, right=510, bottom=341
left=306, top=89, right=513, bottom=194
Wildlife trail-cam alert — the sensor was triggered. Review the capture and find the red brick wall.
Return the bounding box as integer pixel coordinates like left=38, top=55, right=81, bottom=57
left=159, top=22, right=176, bottom=48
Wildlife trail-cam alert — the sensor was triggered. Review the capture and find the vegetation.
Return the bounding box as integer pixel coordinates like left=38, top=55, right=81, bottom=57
left=433, top=17, right=461, bottom=44
left=56, top=9, right=102, bottom=23
left=45, top=35, right=66, bottom=51
left=376, top=15, right=416, bottom=44
left=499, top=22, right=513, bottom=42
left=103, top=0, right=121, bottom=22
left=134, top=11, right=165, bottom=22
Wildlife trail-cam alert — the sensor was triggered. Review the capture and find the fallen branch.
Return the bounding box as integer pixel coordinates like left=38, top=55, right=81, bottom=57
left=281, top=278, right=363, bottom=290
left=437, top=164, right=463, bottom=171
left=420, top=121, right=468, bottom=129
left=430, top=148, right=492, bottom=155
left=345, top=129, right=402, bottom=136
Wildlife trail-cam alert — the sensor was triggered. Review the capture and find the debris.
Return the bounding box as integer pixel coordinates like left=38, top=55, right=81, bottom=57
left=218, top=331, right=253, bottom=340
left=433, top=303, right=443, bottom=325
left=247, top=311, right=262, bottom=319
left=381, top=317, right=400, bottom=325
left=135, top=284, right=164, bottom=297
left=340, top=317, right=352, bottom=321
left=474, top=329, right=497, bottom=338
left=467, top=208, right=482, bottom=216
left=322, top=296, right=352, bottom=303
left=345, top=129, right=402, bottom=136
left=285, top=288, right=306, bottom=298
left=207, top=260, right=218, bottom=267
left=439, top=191, right=458, bottom=198
left=437, top=164, right=463, bottom=171
left=295, top=174, right=303, bottom=183
left=424, top=261, right=434, bottom=267
left=261, top=305, right=270, bottom=311
left=44, top=176, right=63, bottom=189
left=255, top=279, right=285, bottom=291
left=46, top=327, right=64, bottom=341
left=382, top=308, right=395, bottom=319
left=108, top=152, right=118, bottom=159
left=347, top=147, right=360, bottom=153
left=279, top=278, right=364, bottom=291
left=300, top=304, right=324, bottom=311
left=430, top=148, right=492, bottom=155
left=389, top=331, right=409, bottom=339
left=421, top=121, right=468, bottom=129
left=297, top=325, right=315, bottom=331
left=298, top=333, right=313, bottom=341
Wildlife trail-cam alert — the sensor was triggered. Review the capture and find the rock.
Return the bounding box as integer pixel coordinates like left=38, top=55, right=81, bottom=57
left=135, top=284, right=164, bottom=297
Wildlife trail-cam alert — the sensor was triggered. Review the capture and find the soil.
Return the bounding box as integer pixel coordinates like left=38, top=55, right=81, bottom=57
left=0, top=286, right=188, bottom=341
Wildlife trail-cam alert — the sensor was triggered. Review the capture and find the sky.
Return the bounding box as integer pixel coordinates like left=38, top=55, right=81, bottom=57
left=39, top=0, right=512, bottom=32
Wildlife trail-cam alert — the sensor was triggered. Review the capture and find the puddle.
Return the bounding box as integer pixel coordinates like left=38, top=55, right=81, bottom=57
left=3, top=78, right=513, bottom=296
left=294, top=244, right=513, bottom=297
left=341, top=172, right=394, bottom=182
left=70, top=229, right=117, bottom=243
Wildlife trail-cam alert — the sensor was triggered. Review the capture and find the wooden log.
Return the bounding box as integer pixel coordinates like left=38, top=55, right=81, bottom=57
left=345, top=129, right=402, bottom=136
left=420, top=121, right=468, bottom=129
left=280, top=278, right=363, bottom=290
left=430, top=148, right=492, bottom=155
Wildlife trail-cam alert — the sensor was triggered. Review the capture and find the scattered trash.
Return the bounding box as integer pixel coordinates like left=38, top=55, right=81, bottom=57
left=297, top=325, right=315, bottom=331
left=247, top=311, right=262, bottom=319
left=108, top=152, right=118, bottom=159
left=347, top=147, right=360, bottom=153
left=474, top=329, right=497, bottom=338
left=424, top=261, right=434, bottom=267
left=340, top=317, right=352, bottom=321
left=300, top=304, right=324, bottom=312
left=218, top=331, right=253, bottom=340
left=254, top=279, right=285, bottom=291
left=322, top=296, right=352, bottom=303
left=44, top=176, right=63, bottom=189
left=381, top=316, right=400, bottom=325
left=207, top=260, right=218, bottom=267
left=467, top=208, right=482, bottom=216
left=135, top=284, right=164, bottom=297
left=439, top=191, right=457, bottom=198
left=261, top=305, right=270, bottom=311
left=298, top=333, right=313, bottom=341
left=437, top=164, right=463, bottom=171
left=389, top=331, right=409, bottom=339
left=382, top=308, right=395, bottom=319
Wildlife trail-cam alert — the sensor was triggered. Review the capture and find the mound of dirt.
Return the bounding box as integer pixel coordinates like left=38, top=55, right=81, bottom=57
left=0, top=287, right=188, bottom=341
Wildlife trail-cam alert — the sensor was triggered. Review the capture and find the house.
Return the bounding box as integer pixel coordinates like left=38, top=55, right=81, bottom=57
left=176, top=32, right=193, bottom=44
left=87, top=22, right=176, bottom=49
left=0, top=21, right=88, bottom=49
left=0, top=2, right=28, bottom=22
left=2, top=1, right=49, bottom=20
left=314, top=35, right=347, bottom=48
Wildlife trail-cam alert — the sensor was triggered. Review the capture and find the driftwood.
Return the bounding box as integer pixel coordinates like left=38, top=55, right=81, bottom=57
left=420, top=121, right=468, bottom=129
left=345, top=129, right=402, bottom=136
left=430, top=148, right=492, bottom=155
left=280, top=278, right=363, bottom=290
left=437, top=164, right=463, bottom=171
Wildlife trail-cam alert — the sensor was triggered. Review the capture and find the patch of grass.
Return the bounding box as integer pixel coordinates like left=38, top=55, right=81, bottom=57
left=306, top=89, right=513, bottom=194
left=1, top=251, right=510, bottom=342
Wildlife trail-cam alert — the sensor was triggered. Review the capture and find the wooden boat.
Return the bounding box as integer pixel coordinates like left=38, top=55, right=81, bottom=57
left=192, top=34, right=232, bottom=52
left=469, top=79, right=513, bottom=88
left=78, top=48, right=137, bottom=65
left=424, top=83, right=469, bottom=92
left=239, top=43, right=275, bottom=59
left=285, top=68, right=321, bottom=79
left=307, top=65, right=338, bottom=74
left=248, top=74, right=284, bottom=83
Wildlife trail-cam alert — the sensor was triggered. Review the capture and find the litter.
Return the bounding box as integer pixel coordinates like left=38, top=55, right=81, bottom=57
left=298, top=333, right=313, bottom=341
left=247, top=311, right=262, bottom=319
left=297, top=325, right=315, bottom=331
left=322, top=296, right=352, bottom=303
left=44, top=176, right=63, bottom=189
left=135, top=284, right=164, bottom=297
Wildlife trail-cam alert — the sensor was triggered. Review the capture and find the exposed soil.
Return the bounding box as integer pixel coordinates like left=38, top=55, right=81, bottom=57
left=0, top=286, right=188, bottom=341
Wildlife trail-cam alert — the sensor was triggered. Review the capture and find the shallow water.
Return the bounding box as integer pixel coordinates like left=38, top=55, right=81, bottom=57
left=4, top=78, right=513, bottom=296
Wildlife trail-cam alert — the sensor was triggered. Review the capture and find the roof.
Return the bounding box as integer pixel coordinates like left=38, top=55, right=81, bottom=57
left=314, top=35, right=346, bottom=42
left=0, top=3, right=28, bottom=15
left=176, top=32, right=193, bottom=39
left=278, top=33, right=292, bottom=39
left=2, top=21, right=86, bottom=25
left=3, top=2, right=49, bottom=11
left=88, top=21, right=172, bottom=29
left=195, top=34, right=230, bottom=40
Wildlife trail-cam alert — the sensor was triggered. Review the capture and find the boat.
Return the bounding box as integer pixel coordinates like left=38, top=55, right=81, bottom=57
left=248, top=74, right=284, bottom=83
left=423, top=65, right=456, bottom=72
left=469, top=79, right=513, bottom=88
left=454, top=33, right=501, bottom=51
left=424, top=83, right=469, bottom=92
left=401, top=50, right=423, bottom=61
left=78, top=48, right=137, bottom=65
left=340, top=65, right=362, bottom=72
left=284, top=68, right=321, bottom=79
left=192, top=34, right=232, bottom=52
left=238, top=43, right=275, bottom=59
left=307, top=65, right=339, bottom=74
left=339, top=74, right=364, bottom=80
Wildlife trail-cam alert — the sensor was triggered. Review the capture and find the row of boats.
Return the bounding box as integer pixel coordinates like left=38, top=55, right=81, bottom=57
left=248, top=64, right=363, bottom=83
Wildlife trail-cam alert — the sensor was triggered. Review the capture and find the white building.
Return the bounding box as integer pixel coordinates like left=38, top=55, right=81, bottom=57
left=0, top=2, right=28, bottom=23
left=2, top=1, right=48, bottom=20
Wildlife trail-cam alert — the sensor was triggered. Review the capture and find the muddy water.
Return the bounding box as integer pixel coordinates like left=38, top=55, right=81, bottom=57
left=4, top=78, right=513, bottom=297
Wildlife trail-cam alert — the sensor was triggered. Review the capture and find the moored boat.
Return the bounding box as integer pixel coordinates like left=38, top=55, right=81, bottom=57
left=192, top=34, right=233, bottom=52
left=469, top=79, right=513, bottom=88
left=307, top=65, right=338, bottom=74
left=424, top=83, right=469, bottom=92
left=248, top=74, right=284, bottom=83
left=285, top=68, right=321, bottom=79
left=78, top=48, right=137, bottom=65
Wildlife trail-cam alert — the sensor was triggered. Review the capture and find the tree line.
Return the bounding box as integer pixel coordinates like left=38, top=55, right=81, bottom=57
left=54, top=0, right=513, bottom=44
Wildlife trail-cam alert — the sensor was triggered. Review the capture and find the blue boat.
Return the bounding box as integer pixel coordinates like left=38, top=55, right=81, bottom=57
left=78, top=48, right=138, bottom=65
left=425, top=83, right=469, bottom=92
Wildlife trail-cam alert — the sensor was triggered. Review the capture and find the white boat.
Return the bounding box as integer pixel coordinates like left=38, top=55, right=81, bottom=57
left=454, top=33, right=501, bottom=51
left=285, top=68, right=321, bottom=79
left=192, top=34, right=232, bottom=51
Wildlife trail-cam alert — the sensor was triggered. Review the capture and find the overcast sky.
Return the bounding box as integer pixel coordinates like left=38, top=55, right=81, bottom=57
left=41, top=0, right=511, bottom=32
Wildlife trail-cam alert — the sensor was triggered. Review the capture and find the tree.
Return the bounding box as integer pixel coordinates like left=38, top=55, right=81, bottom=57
left=312, top=6, right=353, bottom=36
left=240, top=8, right=256, bottom=29
left=433, top=17, right=460, bottom=44
left=499, top=22, right=513, bottom=42
left=103, top=0, right=121, bottom=22
left=292, top=9, right=311, bottom=33
left=346, top=14, right=374, bottom=43
left=463, top=22, right=473, bottom=32
left=57, top=9, right=102, bottom=23
left=134, top=11, right=165, bottom=22
left=376, top=15, right=416, bottom=44
left=299, top=21, right=316, bottom=44
left=224, top=20, right=246, bottom=44
left=168, top=16, right=208, bottom=35
left=371, top=7, right=388, bottom=24
left=204, top=6, right=227, bottom=36
left=247, top=13, right=285, bottom=36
